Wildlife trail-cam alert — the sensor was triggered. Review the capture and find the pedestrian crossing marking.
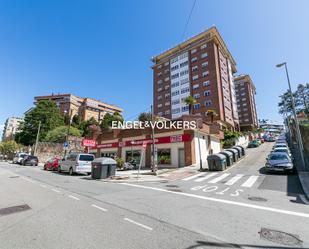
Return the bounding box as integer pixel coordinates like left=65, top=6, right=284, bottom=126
left=182, top=172, right=206, bottom=181
left=241, top=175, right=259, bottom=188
left=194, top=172, right=218, bottom=182
left=225, top=174, right=244, bottom=186
left=208, top=173, right=230, bottom=183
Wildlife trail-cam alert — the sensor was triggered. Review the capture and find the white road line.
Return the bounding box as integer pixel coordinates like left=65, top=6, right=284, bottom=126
left=124, top=218, right=153, bottom=231
left=194, top=172, right=218, bottom=182
left=182, top=172, right=206, bottom=181
left=241, top=175, right=259, bottom=188
left=68, top=195, right=80, bottom=200
left=225, top=174, right=244, bottom=186
left=51, top=188, right=61, bottom=193
left=208, top=173, right=230, bottom=184
left=91, top=204, right=108, bottom=212
left=120, top=183, right=309, bottom=218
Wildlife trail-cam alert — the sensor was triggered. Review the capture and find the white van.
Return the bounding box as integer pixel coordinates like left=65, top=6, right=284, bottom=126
left=59, top=153, right=95, bottom=175
left=13, top=153, right=28, bottom=164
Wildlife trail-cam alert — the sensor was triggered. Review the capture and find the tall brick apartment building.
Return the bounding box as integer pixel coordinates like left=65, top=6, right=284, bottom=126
left=234, top=74, right=258, bottom=131
left=34, top=94, right=122, bottom=122
left=152, top=27, right=239, bottom=130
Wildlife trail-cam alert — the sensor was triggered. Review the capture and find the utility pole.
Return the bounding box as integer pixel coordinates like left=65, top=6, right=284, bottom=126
left=64, top=110, right=73, bottom=157
left=277, top=62, right=306, bottom=171
left=34, top=121, right=41, bottom=156
left=151, top=105, right=157, bottom=174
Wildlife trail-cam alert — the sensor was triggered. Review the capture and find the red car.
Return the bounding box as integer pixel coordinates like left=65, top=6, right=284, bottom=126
left=44, top=157, right=60, bottom=171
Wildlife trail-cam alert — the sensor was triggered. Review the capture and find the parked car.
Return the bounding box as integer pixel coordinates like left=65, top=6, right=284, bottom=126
left=272, top=147, right=292, bottom=158
left=273, top=143, right=289, bottom=150
left=22, top=155, right=38, bottom=166
left=13, top=153, right=28, bottom=164
left=58, top=153, right=95, bottom=175
left=265, top=136, right=275, bottom=142
left=265, top=152, right=295, bottom=173
left=44, top=157, right=61, bottom=171
left=248, top=140, right=260, bottom=148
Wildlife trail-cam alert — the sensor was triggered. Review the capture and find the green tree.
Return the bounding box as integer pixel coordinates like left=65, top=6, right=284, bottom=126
left=15, top=100, right=64, bottom=145
left=138, top=112, right=152, bottom=122
left=278, top=90, right=293, bottom=115
left=206, top=109, right=218, bottom=123
left=71, top=114, right=82, bottom=128
left=45, top=126, right=82, bottom=143
left=184, top=96, right=196, bottom=115
left=79, top=117, right=99, bottom=137
left=100, top=112, right=124, bottom=132
left=0, top=140, right=20, bottom=158
left=295, top=83, right=309, bottom=114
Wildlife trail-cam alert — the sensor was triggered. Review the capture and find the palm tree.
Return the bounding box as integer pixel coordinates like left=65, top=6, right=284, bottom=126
left=206, top=109, right=218, bottom=123
left=184, top=96, right=196, bottom=115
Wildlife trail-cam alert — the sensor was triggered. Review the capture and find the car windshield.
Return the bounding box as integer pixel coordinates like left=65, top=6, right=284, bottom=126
left=79, top=155, right=94, bottom=161
left=20, top=154, right=27, bottom=158
left=269, top=154, right=288, bottom=161
left=275, top=149, right=288, bottom=153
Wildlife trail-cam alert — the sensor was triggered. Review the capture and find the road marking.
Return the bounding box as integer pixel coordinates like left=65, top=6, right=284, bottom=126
left=51, top=188, right=61, bottom=193
left=208, top=173, right=230, bottom=184
left=120, top=183, right=309, bottom=218
left=194, top=172, right=218, bottom=182
left=91, top=204, right=108, bottom=212
left=225, top=174, right=244, bottom=186
left=68, top=195, right=80, bottom=200
left=40, top=184, right=47, bottom=188
left=124, top=218, right=153, bottom=231
left=182, top=172, right=206, bottom=181
left=241, top=175, right=259, bottom=188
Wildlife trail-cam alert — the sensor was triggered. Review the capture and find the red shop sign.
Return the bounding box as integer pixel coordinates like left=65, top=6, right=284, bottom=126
left=82, top=139, right=97, bottom=147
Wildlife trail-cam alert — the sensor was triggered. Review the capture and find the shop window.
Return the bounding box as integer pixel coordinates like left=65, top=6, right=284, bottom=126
left=157, top=149, right=171, bottom=164
left=125, top=150, right=141, bottom=164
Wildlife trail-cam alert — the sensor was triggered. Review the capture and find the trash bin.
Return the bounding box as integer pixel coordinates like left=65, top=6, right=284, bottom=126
left=226, top=148, right=239, bottom=162
left=207, top=153, right=227, bottom=171
left=235, top=145, right=245, bottom=156
left=232, top=146, right=242, bottom=158
left=219, top=150, right=234, bottom=166
left=91, top=157, right=117, bottom=179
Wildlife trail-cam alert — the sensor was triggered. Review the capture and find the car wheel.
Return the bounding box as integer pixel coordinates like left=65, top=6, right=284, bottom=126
left=44, top=165, right=47, bottom=170
left=69, top=167, right=73, bottom=175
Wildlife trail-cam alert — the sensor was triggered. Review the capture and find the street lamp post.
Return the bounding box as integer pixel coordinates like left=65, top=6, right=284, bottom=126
left=276, top=62, right=306, bottom=170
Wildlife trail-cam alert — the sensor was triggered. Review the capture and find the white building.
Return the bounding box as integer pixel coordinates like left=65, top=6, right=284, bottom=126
left=1, top=117, right=23, bottom=141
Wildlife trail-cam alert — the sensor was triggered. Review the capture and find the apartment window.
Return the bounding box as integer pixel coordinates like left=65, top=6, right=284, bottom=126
left=180, top=61, right=188, bottom=68
left=171, top=73, right=179, bottom=79
left=205, top=100, right=212, bottom=107
left=171, top=57, right=178, bottom=63
left=158, top=87, right=162, bottom=92
left=157, top=65, right=162, bottom=69
left=181, top=87, right=190, bottom=94
left=192, top=75, right=199, bottom=81
left=201, top=44, right=207, bottom=49
left=180, top=70, right=188, bottom=76
left=164, top=69, right=169, bottom=74
left=191, top=48, right=197, bottom=54
left=165, top=93, right=170, bottom=98
left=171, top=90, right=180, bottom=96
left=171, top=82, right=179, bottom=88
left=202, top=62, right=208, bottom=68
left=192, top=66, right=198, bottom=72
left=158, top=112, right=163, bottom=116
left=201, top=52, right=208, bottom=59
left=194, top=103, right=201, bottom=109
left=242, top=98, right=246, bottom=101
left=164, top=77, right=169, bottom=82
left=182, top=106, right=189, bottom=112
left=180, top=78, right=189, bottom=85
left=157, top=95, right=162, bottom=100
left=157, top=79, right=163, bottom=84
left=244, top=119, right=249, bottom=122
left=157, top=72, right=162, bottom=77
left=165, top=110, right=170, bottom=115
left=203, top=81, right=210, bottom=87
left=165, top=101, right=170, bottom=106
left=179, top=52, right=188, bottom=60
left=241, top=92, right=246, bottom=96
left=191, top=57, right=197, bottom=63
left=243, top=108, right=248, bottom=111
left=242, top=103, right=247, bottom=106
left=171, top=65, right=179, bottom=71
left=193, top=84, right=199, bottom=90
left=194, top=93, right=200, bottom=99
left=204, top=90, right=211, bottom=96
left=164, top=62, right=169, bottom=66
left=164, top=85, right=170, bottom=90
left=158, top=104, right=162, bottom=108
left=172, top=99, right=180, bottom=105
left=202, top=71, right=209, bottom=77
left=172, top=108, right=180, bottom=114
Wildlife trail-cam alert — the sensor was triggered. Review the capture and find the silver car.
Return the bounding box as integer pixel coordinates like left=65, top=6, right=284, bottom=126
left=265, top=152, right=295, bottom=173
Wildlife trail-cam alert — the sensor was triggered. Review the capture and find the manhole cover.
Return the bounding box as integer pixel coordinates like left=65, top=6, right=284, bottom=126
left=165, top=184, right=179, bottom=188
left=259, top=228, right=303, bottom=246
left=248, top=196, right=267, bottom=202
left=0, top=204, right=31, bottom=216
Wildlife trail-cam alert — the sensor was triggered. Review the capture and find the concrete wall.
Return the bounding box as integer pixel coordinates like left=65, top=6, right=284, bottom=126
left=300, top=125, right=309, bottom=153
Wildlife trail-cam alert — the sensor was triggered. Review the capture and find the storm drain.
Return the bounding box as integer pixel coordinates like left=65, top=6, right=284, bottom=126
left=0, top=204, right=31, bottom=216
left=259, top=227, right=303, bottom=246
left=248, top=196, right=267, bottom=202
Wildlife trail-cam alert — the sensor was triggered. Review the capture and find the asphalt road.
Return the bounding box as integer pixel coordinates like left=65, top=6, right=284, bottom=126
left=0, top=142, right=308, bottom=249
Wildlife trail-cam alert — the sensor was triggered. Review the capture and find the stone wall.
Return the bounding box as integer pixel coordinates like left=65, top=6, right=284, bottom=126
left=300, top=125, right=309, bottom=154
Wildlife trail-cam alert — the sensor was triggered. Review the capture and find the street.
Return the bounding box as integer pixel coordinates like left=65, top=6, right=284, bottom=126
left=0, top=142, right=308, bottom=249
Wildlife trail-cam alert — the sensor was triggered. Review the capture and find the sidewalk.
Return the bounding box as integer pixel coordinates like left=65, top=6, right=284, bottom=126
left=291, top=143, right=309, bottom=201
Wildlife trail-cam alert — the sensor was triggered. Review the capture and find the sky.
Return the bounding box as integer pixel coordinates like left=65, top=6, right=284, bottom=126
left=0, top=0, right=308, bottom=137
